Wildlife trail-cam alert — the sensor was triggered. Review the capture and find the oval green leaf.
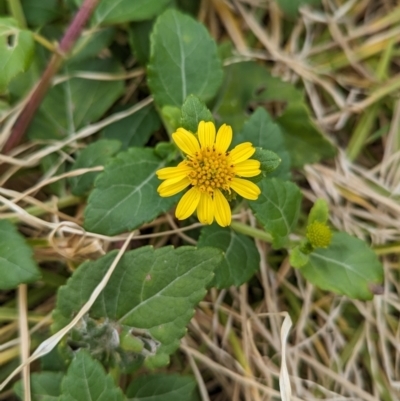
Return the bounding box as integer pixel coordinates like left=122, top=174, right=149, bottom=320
left=52, top=246, right=222, bottom=366
left=276, top=102, right=336, bottom=168
left=93, top=0, right=172, bottom=25
left=250, top=178, right=302, bottom=249
left=234, top=108, right=291, bottom=180
left=300, top=232, right=384, bottom=300
left=198, top=225, right=260, bottom=288
left=101, top=103, right=161, bottom=150
left=84, top=147, right=177, bottom=235
left=69, top=139, right=121, bottom=196
left=0, top=18, right=34, bottom=93
left=148, top=9, right=223, bottom=107
left=28, top=58, right=124, bottom=140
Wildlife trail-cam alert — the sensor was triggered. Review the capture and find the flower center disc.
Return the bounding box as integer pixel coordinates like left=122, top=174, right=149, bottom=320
left=186, top=147, right=235, bottom=195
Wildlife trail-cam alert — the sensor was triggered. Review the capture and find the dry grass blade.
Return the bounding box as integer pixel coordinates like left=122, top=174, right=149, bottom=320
left=18, top=285, right=30, bottom=401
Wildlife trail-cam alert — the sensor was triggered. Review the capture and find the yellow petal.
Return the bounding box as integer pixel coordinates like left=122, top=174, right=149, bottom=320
left=197, top=192, right=214, bottom=224
left=215, top=124, right=232, bottom=153
left=214, top=189, right=231, bottom=227
left=156, top=163, right=191, bottom=181
left=234, top=159, right=261, bottom=177
left=230, top=142, right=255, bottom=164
left=230, top=177, right=260, bottom=200
left=176, top=187, right=201, bottom=220
left=172, top=128, right=200, bottom=156
left=157, top=177, right=190, bottom=197
left=198, top=121, right=216, bottom=149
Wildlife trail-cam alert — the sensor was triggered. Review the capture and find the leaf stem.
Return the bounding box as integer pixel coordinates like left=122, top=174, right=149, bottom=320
left=32, top=32, right=58, bottom=52
left=2, top=0, right=100, bottom=154
left=7, top=0, right=27, bottom=28
left=230, top=221, right=272, bottom=242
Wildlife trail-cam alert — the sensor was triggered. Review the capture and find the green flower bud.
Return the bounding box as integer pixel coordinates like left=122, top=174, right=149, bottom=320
left=306, top=221, right=332, bottom=249
left=120, top=329, right=144, bottom=353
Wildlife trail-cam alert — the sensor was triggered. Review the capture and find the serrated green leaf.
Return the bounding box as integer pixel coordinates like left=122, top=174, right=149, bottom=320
left=300, top=232, right=384, bottom=300
left=148, top=9, right=223, bottom=107
left=0, top=18, right=35, bottom=93
left=213, top=61, right=303, bottom=132
left=59, top=350, right=125, bottom=401
left=308, top=198, right=329, bottom=224
left=101, top=103, right=161, bottom=150
left=28, top=58, right=124, bottom=140
left=234, top=108, right=291, bottom=180
left=14, top=372, right=63, bottom=401
left=250, top=178, right=302, bottom=249
left=52, top=246, right=222, bottom=366
left=69, top=139, right=121, bottom=196
left=92, top=0, right=172, bottom=25
left=276, top=0, right=321, bottom=18
left=198, top=225, right=259, bottom=288
left=276, top=102, right=336, bottom=168
left=84, top=148, right=177, bottom=235
left=0, top=220, right=41, bottom=289
left=128, top=20, right=155, bottom=65
left=289, top=246, right=309, bottom=269
left=180, top=95, right=214, bottom=133
left=21, top=0, right=61, bottom=26
left=254, top=148, right=281, bottom=174
left=126, top=374, right=200, bottom=401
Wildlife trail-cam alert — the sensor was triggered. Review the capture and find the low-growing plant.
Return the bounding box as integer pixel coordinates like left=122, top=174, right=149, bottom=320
left=0, top=0, right=386, bottom=400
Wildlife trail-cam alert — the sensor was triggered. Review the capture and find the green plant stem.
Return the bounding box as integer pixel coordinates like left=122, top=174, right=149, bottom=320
left=346, top=103, right=380, bottom=161
left=230, top=221, right=272, bottom=242
left=32, top=32, right=58, bottom=52
left=7, top=0, right=27, bottom=28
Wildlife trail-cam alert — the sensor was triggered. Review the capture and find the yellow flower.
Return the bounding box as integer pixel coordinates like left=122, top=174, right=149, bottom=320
left=156, top=121, right=261, bottom=227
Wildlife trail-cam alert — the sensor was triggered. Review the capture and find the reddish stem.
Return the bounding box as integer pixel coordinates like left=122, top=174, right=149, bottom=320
left=3, top=0, right=100, bottom=155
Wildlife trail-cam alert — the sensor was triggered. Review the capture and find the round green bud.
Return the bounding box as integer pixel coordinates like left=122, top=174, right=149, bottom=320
left=306, top=221, right=332, bottom=249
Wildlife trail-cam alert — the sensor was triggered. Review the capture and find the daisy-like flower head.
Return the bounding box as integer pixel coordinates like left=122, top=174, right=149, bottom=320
left=156, top=121, right=261, bottom=227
